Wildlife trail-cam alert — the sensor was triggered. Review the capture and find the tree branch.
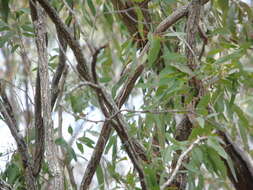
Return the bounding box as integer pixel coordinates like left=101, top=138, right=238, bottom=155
left=51, top=29, right=68, bottom=109
left=33, top=70, right=44, bottom=177
left=29, top=0, right=45, bottom=178
left=155, top=0, right=209, bottom=35
left=91, top=44, right=107, bottom=84
left=31, top=1, right=64, bottom=189
left=80, top=64, right=146, bottom=189
left=0, top=82, right=37, bottom=190
left=37, top=0, right=91, bottom=81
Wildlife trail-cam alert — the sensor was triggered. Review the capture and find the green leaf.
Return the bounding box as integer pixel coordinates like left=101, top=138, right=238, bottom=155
left=217, top=0, right=228, bottom=12
left=189, top=125, right=213, bottom=140
left=78, top=136, right=95, bottom=148
left=19, top=8, right=30, bottom=14
left=196, top=94, right=210, bottom=116
left=214, top=49, right=243, bottom=65
left=125, top=172, right=135, bottom=188
left=76, top=142, right=84, bottom=153
left=132, top=0, right=145, bottom=2
left=154, top=115, right=165, bottom=148
left=96, top=165, right=105, bottom=190
left=87, top=0, right=96, bottom=16
left=192, top=147, right=204, bottom=164
left=65, top=0, right=73, bottom=7
left=68, top=126, right=73, bottom=135
left=21, top=24, right=34, bottom=33
left=103, top=4, right=113, bottom=26
left=148, top=35, right=161, bottom=66
left=207, top=136, right=228, bottom=159
left=233, top=105, right=250, bottom=149
left=55, top=138, right=77, bottom=162
left=55, top=137, right=68, bottom=146
left=226, top=155, right=238, bottom=182
left=105, top=135, right=116, bottom=154
left=233, top=104, right=249, bottom=129
left=65, top=14, right=73, bottom=26
left=170, top=63, right=193, bottom=76
left=0, top=0, right=10, bottom=22
left=67, top=146, right=77, bottom=162
left=144, top=165, right=159, bottom=190
left=111, top=74, right=127, bottom=98
left=207, top=146, right=227, bottom=178
left=163, top=146, right=173, bottom=163
left=99, top=77, right=112, bottom=83
left=22, top=32, right=35, bottom=38
left=0, top=31, right=15, bottom=47
left=196, top=117, right=205, bottom=128
left=163, top=51, right=187, bottom=63
left=238, top=122, right=249, bottom=150
left=217, top=0, right=228, bottom=24
left=0, top=20, right=9, bottom=31
left=69, top=93, right=87, bottom=113
left=6, top=163, right=19, bottom=184
left=185, top=160, right=201, bottom=174
left=136, top=7, right=144, bottom=39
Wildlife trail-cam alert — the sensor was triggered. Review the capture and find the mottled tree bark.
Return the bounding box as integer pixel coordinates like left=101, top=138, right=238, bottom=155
left=31, top=1, right=64, bottom=189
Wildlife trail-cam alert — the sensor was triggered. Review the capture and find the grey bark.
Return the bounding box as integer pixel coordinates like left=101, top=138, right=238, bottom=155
left=32, top=2, right=64, bottom=189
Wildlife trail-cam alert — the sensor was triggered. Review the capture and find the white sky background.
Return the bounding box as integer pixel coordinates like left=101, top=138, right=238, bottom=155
left=0, top=0, right=252, bottom=188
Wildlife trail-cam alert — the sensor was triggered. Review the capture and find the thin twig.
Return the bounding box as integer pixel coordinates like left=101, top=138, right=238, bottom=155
left=161, top=136, right=208, bottom=190
left=91, top=44, right=108, bottom=83
left=198, top=24, right=208, bottom=60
